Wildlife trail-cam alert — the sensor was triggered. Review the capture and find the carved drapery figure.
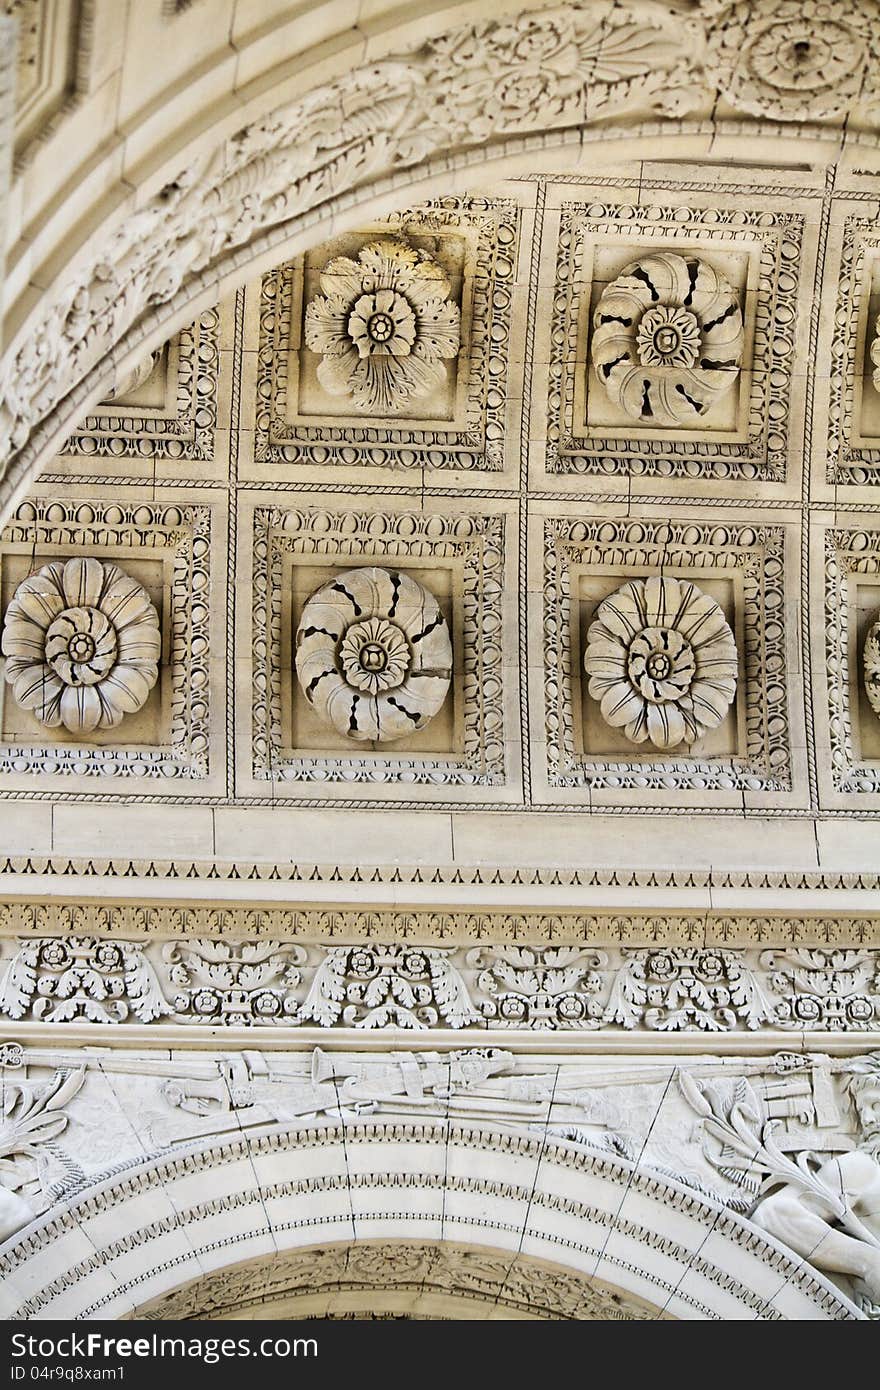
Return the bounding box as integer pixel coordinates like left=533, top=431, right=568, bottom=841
left=295, top=566, right=452, bottom=742
left=583, top=575, right=738, bottom=750
left=1, top=558, right=161, bottom=734
left=304, top=239, right=461, bottom=414
left=590, top=252, right=744, bottom=425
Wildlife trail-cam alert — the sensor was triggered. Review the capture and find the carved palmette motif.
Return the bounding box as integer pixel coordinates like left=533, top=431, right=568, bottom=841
left=295, top=567, right=453, bottom=742
left=590, top=252, right=744, bottom=425
left=296, top=945, right=480, bottom=1029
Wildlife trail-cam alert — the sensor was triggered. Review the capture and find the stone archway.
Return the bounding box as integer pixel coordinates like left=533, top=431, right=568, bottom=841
left=2, top=0, right=877, bottom=521
left=0, top=1121, right=859, bottom=1321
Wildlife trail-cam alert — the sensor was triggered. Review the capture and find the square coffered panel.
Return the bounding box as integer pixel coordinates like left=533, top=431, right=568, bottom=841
left=248, top=196, right=525, bottom=482
left=236, top=492, right=521, bottom=804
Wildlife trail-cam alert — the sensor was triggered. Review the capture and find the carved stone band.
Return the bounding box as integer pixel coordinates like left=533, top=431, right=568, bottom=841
left=295, top=566, right=453, bottom=743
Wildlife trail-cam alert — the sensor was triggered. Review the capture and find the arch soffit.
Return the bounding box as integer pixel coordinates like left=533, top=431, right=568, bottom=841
left=2, top=0, right=878, bottom=521
left=0, top=1122, right=859, bottom=1322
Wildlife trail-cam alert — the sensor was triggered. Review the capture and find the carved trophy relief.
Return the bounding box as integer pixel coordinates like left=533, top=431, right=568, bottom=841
left=583, top=575, right=738, bottom=751
left=303, top=238, right=461, bottom=414
left=590, top=252, right=744, bottom=426
left=1, top=557, right=160, bottom=734
left=295, top=566, right=453, bottom=743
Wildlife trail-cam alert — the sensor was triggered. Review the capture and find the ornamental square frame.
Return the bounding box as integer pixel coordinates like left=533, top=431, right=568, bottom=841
left=826, top=218, right=880, bottom=487
left=250, top=502, right=507, bottom=791
left=546, top=199, right=804, bottom=483
left=253, top=197, right=520, bottom=473
left=60, top=308, right=221, bottom=463
left=822, top=523, right=880, bottom=798
left=542, top=516, right=793, bottom=798
left=0, top=496, right=213, bottom=788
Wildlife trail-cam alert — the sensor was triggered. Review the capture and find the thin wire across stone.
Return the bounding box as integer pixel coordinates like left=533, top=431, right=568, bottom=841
left=1, top=557, right=161, bottom=735
left=583, top=575, right=738, bottom=750
left=295, top=566, right=453, bottom=743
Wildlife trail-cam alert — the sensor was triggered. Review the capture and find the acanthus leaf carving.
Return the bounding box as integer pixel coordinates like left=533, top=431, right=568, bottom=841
left=467, top=946, right=607, bottom=1028
left=604, top=948, right=773, bottom=1032
left=162, top=939, right=307, bottom=1026
left=0, top=937, right=172, bottom=1024
left=295, top=945, right=481, bottom=1030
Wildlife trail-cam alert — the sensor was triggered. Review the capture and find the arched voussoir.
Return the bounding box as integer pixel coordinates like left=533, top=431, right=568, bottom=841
left=0, top=1121, right=860, bottom=1321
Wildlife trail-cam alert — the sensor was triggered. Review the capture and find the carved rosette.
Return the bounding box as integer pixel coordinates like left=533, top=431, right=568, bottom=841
left=704, top=0, right=880, bottom=122
left=295, top=566, right=452, bottom=742
left=1, top=558, right=161, bottom=734
left=590, top=252, right=744, bottom=426
left=303, top=239, right=461, bottom=414
left=584, top=575, right=738, bottom=750
left=864, top=613, right=880, bottom=719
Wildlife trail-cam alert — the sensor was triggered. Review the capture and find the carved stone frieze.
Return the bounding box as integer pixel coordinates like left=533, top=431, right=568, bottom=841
left=583, top=575, right=738, bottom=751
left=2, top=557, right=161, bottom=734
left=3, top=936, right=879, bottom=1034
left=295, top=567, right=453, bottom=744
left=823, top=527, right=880, bottom=799
left=590, top=252, right=744, bottom=426
left=826, top=219, right=880, bottom=487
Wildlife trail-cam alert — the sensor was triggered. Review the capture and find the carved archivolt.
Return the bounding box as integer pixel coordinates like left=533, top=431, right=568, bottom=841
left=583, top=575, right=738, bottom=750
left=295, top=566, right=452, bottom=743
left=1, top=558, right=160, bottom=734
left=591, top=253, right=744, bottom=425
left=304, top=239, right=460, bottom=414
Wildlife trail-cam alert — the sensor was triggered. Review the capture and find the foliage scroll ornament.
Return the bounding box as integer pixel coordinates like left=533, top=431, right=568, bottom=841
left=583, top=574, right=738, bottom=750
left=590, top=251, right=744, bottom=426
left=864, top=611, right=880, bottom=721
left=295, top=945, right=480, bottom=1029
left=304, top=239, right=460, bottom=414
left=1, top=558, right=160, bottom=734
left=295, top=566, right=453, bottom=743
left=0, top=937, right=171, bottom=1024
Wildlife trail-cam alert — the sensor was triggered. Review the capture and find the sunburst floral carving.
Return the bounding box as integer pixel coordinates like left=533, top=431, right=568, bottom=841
left=583, top=575, right=738, bottom=750
left=295, top=566, right=452, bottom=742
left=303, top=239, right=461, bottom=414
left=590, top=252, right=744, bottom=426
left=1, top=558, right=161, bottom=735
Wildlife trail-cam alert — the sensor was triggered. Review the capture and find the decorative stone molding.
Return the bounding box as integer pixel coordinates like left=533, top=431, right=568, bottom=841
left=2, top=936, right=879, bottom=1034
left=872, top=315, right=880, bottom=395
left=590, top=253, right=743, bottom=426
left=824, top=527, right=880, bottom=799
left=251, top=503, right=507, bottom=791
left=548, top=197, right=803, bottom=482
left=0, top=497, right=213, bottom=785
left=543, top=516, right=792, bottom=796
left=295, top=567, right=453, bottom=744
left=826, top=218, right=880, bottom=487
left=303, top=239, right=460, bottom=415
left=61, top=309, right=220, bottom=464
left=583, top=575, right=738, bottom=751
left=704, top=0, right=880, bottom=123
left=1, top=557, right=160, bottom=734
left=136, top=1240, right=653, bottom=1322
left=255, top=198, right=519, bottom=473
left=864, top=613, right=880, bottom=721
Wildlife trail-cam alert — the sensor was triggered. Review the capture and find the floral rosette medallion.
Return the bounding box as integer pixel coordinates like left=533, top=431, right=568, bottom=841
left=2, top=557, right=161, bottom=734
left=583, top=575, right=738, bottom=750
left=864, top=612, right=880, bottom=720
left=304, top=238, right=461, bottom=414
left=590, top=252, right=744, bottom=426
left=295, top=566, right=453, bottom=742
